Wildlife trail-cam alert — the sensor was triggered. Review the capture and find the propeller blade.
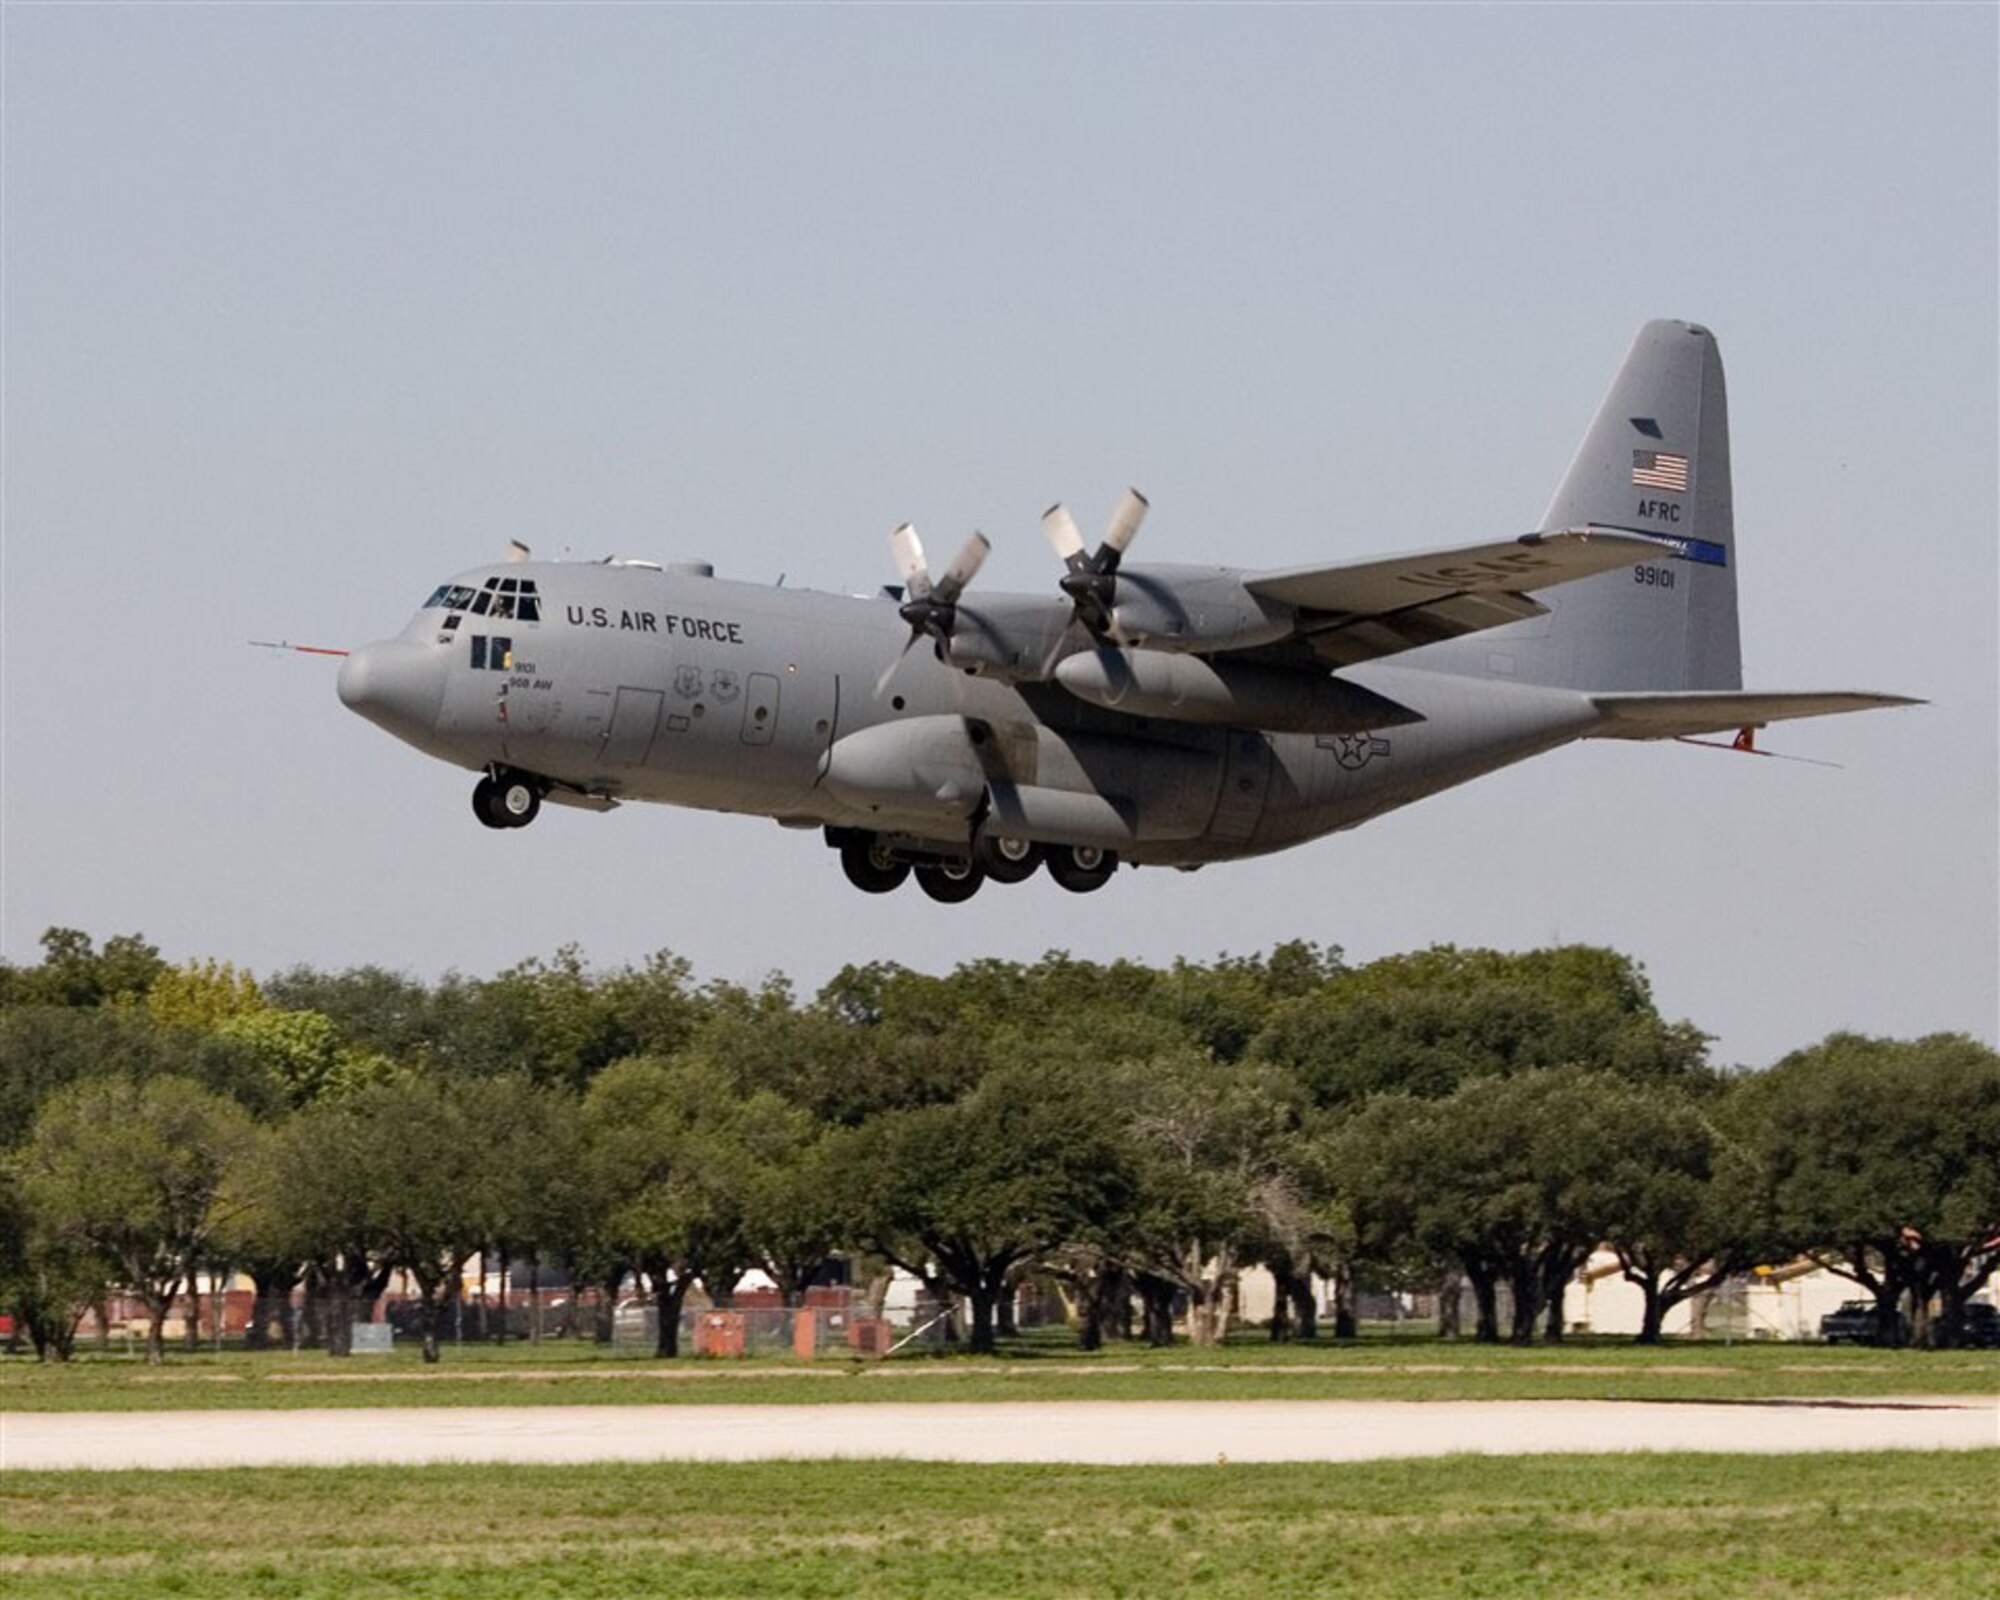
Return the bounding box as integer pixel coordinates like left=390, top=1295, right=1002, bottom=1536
left=1036, top=615, right=1078, bottom=681
left=934, top=531, right=991, bottom=604
left=1043, top=504, right=1086, bottom=564
left=874, top=632, right=921, bottom=700
left=890, top=523, right=931, bottom=600
left=1102, top=488, right=1149, bottom=558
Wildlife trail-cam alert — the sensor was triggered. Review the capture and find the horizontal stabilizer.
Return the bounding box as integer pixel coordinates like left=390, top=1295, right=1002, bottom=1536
left=1588, top=690, right=1924, bottom=741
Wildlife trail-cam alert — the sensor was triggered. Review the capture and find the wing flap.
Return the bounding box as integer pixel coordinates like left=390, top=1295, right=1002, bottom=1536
left=1588, top=691, right=1924, bottom=740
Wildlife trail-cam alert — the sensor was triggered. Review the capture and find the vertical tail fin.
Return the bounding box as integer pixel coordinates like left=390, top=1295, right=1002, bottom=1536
left=1424, top=320, right=1743, bottom=692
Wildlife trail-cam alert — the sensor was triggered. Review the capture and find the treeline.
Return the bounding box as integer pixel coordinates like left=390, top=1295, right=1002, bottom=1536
left=2, top=929, right=1995, bottom=1362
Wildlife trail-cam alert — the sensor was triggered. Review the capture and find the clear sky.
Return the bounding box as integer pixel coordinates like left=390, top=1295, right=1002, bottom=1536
left=4, top=5, right=1994, bottom=1069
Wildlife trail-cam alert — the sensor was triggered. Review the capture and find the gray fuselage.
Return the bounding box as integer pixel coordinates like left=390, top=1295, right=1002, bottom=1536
left=343, top=558, right=1603, bottom=870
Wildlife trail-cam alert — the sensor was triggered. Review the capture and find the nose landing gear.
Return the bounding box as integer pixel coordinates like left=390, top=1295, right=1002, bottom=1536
left=473, top=770, right=542, bottom=830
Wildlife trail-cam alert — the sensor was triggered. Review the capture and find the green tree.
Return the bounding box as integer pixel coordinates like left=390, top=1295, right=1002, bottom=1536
left=581, top=1057, right=753, bottom=1356
left=1108, top=1051, right=1315, bottom=1345
left=838, top=1057, right=1136, bottom=1354
left=1593, top=1085, right=1773, bottom=1343
left=1, top=927, right=167, bottom=1010
left=342, top=1075, right=506, bottom=1363
left=1336, top=1067, right=1647, bottom=1344
left=1732, top=1033, right=2000, bottom=1347
left=0, top=1003, right=282, bottom=1137
left=1256, top=945, right=1708, bottom=1106
left=12, top=1075, right=253, bottom=1362
left=233, top=1101, right=392, bottom=1356
left=0, top=1171, right=110, bottom=1360
left=144, top=960, right=263, bottom=1030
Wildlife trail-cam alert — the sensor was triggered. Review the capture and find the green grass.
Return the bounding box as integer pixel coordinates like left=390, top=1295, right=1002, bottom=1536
left=5, top=1328, right=1995, bottom=1410
left=3, top=1452, right=1995, bottom=1597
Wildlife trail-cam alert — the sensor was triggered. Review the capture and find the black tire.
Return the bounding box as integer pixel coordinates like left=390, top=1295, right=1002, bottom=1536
left=973, top=833, right=1042, bottom=884
left=1046, top=843, right=1117, bottom=893
left=840, top=836, right=911, bottom=894
left=493, top=774, right=540, bottom=828
left=914, top=861, right=984, bottom=903
left=472, top=776, right=510, bottom=830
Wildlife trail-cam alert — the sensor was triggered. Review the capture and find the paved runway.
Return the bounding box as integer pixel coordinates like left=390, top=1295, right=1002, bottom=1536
left=7, top=1397, right=1995, bottom=1470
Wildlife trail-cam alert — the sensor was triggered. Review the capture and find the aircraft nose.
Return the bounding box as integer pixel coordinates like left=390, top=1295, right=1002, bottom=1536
left=337, top=640, right=448, bottom=742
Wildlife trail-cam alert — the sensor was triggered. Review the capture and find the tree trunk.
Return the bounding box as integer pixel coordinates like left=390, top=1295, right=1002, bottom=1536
left=594, top=1267, right=622, bottom=1345
left=1076, top=1282, right=1105, bottom=1352
left=1870, top=1280, right=1908, bottom=1348
left=327, top=1271, right=354, bottom=1358
left=1138, top=1276, right=1177, bottom=1346
left=1636, top=1277, right=1667, bottom=1345
left=1464, top=1264, right=1498, bottom=1344
left=417, top=1277, right=445, bottom=1365
left=651, top=1272, right=690, bottom=1359
left=1508, top=1261, right=1542, bottom=1345
left=1436, top=1268, right=1462, bottom=1340
left=1268, top=1266, right=1294, bottom=1342
left=492, top=1246, right=508, bottom=1345
left=1324, top=1264, right=1350, bottom=1341
left=967, top=1284, right=998, bottom=1355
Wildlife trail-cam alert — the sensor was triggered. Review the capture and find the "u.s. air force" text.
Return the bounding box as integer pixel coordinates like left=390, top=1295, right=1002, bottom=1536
left=565, top=606, right=745, bottom=644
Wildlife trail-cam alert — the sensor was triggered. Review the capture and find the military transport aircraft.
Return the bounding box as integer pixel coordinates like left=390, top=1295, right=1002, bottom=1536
left=336, top=321, right=1918, bottom=901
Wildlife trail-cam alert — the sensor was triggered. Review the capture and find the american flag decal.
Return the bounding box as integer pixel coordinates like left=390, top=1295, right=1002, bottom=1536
left=1632, top=450, right=1690, bottom=492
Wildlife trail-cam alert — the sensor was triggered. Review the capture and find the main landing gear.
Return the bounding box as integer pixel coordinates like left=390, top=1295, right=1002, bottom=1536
left=830, top=829, right=1117, bottom=900
left=473, top=770, right=542, bottom=830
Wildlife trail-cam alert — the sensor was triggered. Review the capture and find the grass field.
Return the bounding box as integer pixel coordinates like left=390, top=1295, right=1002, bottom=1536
left=6, top=1330, right=1995, bottom=1410
left=4, top=1452, right=1995, bottom=1598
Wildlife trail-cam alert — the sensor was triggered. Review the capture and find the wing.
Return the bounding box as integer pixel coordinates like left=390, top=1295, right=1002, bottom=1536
left=1241, top=526, right=1672, bottom=667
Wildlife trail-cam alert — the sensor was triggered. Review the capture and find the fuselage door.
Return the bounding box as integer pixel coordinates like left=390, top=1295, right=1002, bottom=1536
left=1209, top=730, right=1272, bottom=845
left=602, top=687, right=663, bottom=769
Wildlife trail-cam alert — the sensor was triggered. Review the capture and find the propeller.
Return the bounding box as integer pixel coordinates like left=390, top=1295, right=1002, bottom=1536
left=875, top=524, right=991, bottom=698
left=1043, top=487, right=1147, bottom=638
left=1035, top=488, right=1148, bottom=675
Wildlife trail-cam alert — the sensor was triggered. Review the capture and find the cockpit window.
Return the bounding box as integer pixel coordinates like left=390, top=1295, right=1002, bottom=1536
left=423, top=580, right=537, bottom=617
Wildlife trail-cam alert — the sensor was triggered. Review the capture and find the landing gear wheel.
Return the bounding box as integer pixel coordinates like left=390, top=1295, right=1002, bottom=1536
left=840, top=836, right=911, bottom=894
left=1046, top=844, right=1117, bottom=894
left=475, top=773, right=540, bottom=829
left=472, top=776, right=508, bottom=830
left=495, top=774, right=540, bottom=828
left=915, top=860, right=984, bottom=903
left=973, top=834, right=1042, bottom=884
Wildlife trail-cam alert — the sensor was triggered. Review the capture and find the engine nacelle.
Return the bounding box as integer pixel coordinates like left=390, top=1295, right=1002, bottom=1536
left=1100, top=564, right=1293, bottom=653
left=820, top=716, right=986, bottom=824
left=1055, top=648, right=1421, bottom=734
